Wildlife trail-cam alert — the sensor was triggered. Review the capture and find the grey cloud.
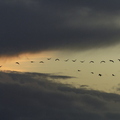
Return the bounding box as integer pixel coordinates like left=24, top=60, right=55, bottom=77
left=0, top=71, right=120, bottom=119
left=0, top=0, right=120, bottom=56
left=105, top=112, right=120, bottom=120
left=0, top=71, right=74, bottom=85
left=80, top=85, right=89, bottom=88
left=26, top=72, right=75, bottom=79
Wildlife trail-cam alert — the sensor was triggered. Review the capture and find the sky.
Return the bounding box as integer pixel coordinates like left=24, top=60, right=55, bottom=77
left=1, top=0, right=120, bottom=56
left=1, top=0, right=120, bottom=119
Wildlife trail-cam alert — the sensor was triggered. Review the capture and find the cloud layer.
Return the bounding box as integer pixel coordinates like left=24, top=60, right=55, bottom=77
left=0, top=71, right=120, bottom=120
left=1, top=0, right=120, bottom=56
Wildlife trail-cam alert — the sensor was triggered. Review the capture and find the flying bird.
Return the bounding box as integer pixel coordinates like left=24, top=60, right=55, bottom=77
left=91, top=72, right=94, bottom=74
left=100, top=61, right=105, bottom=63
left=55, top=58, right=60, bottom=61
left=0, top=65, right=2, bottom=68
left=39, top=61, right=44, bottom=63
left=31, top=61, right=34, bottom=63
left=109, top=60, right=114, bottom=63
left=89, top=61, right=94, bottom=63
left=118, top=59, right=120, bottom=61
left=72, top=59, right=77, bottom=62
left=64, top=59, right=69, bottom=62
left=80, top=60, right=85, bottom=63
left=47, top=58, right=51, bottom=60
left=78, top=70, right=81, bottom=72
left=112, top=74, right=115, bottom=76
left=16, top=62, right=20, bottom=65
left=98, top=74, right=102, bottom=76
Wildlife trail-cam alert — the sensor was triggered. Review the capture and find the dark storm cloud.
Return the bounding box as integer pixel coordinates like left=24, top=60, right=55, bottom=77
left=1, top=0, right=120, bottom=56
left=80, top=85, right=89, bottom=88
left=0, top=71, right=74, bottom=84
left=26, top=72, right=75, bottom=79
left=0, top=71, right=120, bottom=120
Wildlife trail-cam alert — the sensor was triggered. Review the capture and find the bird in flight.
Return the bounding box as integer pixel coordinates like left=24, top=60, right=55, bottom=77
left=39, top=61, right=44, bottom=63
left=118, top=59, right=120, bottom=61
left=47, top=58, right=51, bottom=60
left=55, top=58, right=60, bottom=61
left=112, top=74, right=115, bottom=76
left=100, top=61, right=105, bottom=63
left=89, top=61, right=94, bottom=63
left=80, top=60, right=85, bottom=63
left=31, top=61, right=34, bottom=63
left=109, top=60, right=114, bottom=63
left=98, top=74, right=102, bottom=76
left=78, top=70, right=81, bottom=72
left=16, top=62, right=20, bottom=65
left=72, top=59, right=77, bottom=62
left=91, top=72, right=94, bottom=74
left=64, top=59, right=69, bottom=62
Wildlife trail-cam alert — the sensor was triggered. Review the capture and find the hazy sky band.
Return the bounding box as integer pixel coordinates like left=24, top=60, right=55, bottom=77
left=0, top=0, right=120, bottom=56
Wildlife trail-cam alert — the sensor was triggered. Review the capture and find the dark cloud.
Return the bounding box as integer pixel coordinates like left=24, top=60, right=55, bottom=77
left=0, top=71, right=74, bottom=84
left=0, top=0, right=120, bottom=56
left=26, top=72, right=75, bottom=79
left=0, top=71, right=120, bottom=119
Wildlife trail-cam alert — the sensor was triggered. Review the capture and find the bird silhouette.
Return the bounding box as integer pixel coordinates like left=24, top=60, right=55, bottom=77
left=78, top=70, right=81, bottom=72
left=0, top=65, right=2, bottom=68
left=39, top=61, right=44, bottom=63
left=31, top=61, right=34, bottom=63
left=16, top=62, right=20, bottom=65
left=98, top=74, right=102, bottom=76
left=91, top=72, right=94, bottom=74
left=112, top=74, right=115, bottom=76
left=118, top=59, right=120, bottom=61
left=64, top=59, right=69, bottom=62
left=47, top=58, right=51, bottom=60
left=89, top=61, right=94, bottom=63
left=109, top=60, right=114, bottom=63
left=55, top=58, right=60, bottom=61
left=100, top=61, right=105, bottom=63
left=80, top=60, right=85, bottom=63
left=72, top=59, right=77, bottom=62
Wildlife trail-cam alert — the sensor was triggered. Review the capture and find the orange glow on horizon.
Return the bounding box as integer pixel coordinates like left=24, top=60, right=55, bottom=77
left=0, top=51, right=57, bottom=72
left=0, top=51, right=56, bottom=62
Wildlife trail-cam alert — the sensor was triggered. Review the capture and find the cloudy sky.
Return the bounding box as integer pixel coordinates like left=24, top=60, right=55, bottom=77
left=1, top=0, right=120, bottom=56
left=1, top=0, right=120, bottom=119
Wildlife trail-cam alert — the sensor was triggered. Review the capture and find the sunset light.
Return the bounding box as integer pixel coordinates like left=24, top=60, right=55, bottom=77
left=1, top=0, right=120, bottom=119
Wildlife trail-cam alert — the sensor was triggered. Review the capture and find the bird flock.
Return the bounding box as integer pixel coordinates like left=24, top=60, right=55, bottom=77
left=15, top=58, right=120, bottom=77
left=0, top=57, right=119, bottom=77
